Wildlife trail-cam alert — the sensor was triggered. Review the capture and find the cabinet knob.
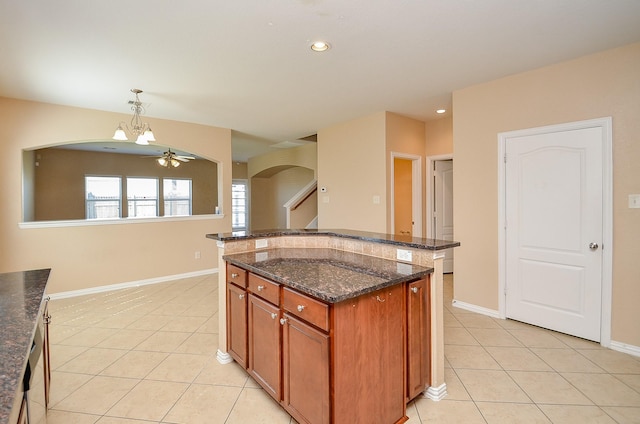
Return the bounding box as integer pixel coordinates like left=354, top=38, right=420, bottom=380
left=270, top=312, right=278, bottom=320
left=280, top=317, right=288, bottom=325
left=238, top=294, right=245, bottom=299
left=231, top=273, right=239, bottom=278
left=411, top=287, right=418, bottom=294
left=257, top=285, right=265, bottom=291
left=297, top=305, right=305, bottom=312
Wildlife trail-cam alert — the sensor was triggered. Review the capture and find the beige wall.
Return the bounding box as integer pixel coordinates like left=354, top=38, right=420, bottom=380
left=232, top=162, right=248, bottom=179
left=386, top=112, right=427, bottom=235
left=247, top=143, right=317, bottom=231
left=425, top=116, right=453, bottom=157
left=250, top=167, right=315, bottom=230
left=0, top=97, right=232, bottom=294
left=453, top=42, right=640, bottom=347
left=248, top=143, right=317, bottom=179
left=318, top=111, right=432, bottom=234
left=32, top=147, right=218, bottom=220
left=318, top=112, right=387, bottom=232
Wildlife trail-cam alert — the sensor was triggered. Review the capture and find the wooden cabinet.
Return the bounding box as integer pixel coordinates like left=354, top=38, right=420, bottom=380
left=226, top=264, right=248, bottom=368
left=248, top=293, right=282, bottom=400
left=406, top=277, right=430, bottom=400
left=332, top=284, right=406, bottom=424
left=282, top=290, right=330, bottom=424
left=226, top=264, right=430, bottom=424
left=227, top=282, right=248, bottom=368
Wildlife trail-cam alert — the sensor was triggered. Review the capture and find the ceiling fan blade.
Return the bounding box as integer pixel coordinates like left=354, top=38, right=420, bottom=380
left=175, top=156, right=191, bottom=162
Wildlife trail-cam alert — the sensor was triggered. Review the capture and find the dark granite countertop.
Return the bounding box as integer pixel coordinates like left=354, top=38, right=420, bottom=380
left=223, top=248, right=433, bottom=303
left=208, top=228, right=460, bottom=251
left=0, top=269, right=50, bottom=424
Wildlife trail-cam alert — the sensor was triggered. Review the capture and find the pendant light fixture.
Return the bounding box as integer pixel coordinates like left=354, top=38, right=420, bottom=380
left=112, top=89, right=156, bottom=145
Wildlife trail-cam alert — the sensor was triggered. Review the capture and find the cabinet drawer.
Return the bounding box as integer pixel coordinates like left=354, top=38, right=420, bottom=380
left=283, top=287, right=329, bottom=332
left=248, top=273, right=280, bottom=305
left=227, top=264, right=247, bottom=288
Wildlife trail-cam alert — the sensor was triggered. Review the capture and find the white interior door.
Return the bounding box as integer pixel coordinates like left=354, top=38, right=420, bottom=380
left=505, top=127, right=603, bottom=341
left=434, top=160, right=454, bottom=273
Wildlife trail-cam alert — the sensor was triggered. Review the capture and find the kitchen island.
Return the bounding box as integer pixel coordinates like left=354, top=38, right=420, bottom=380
left=0, top=269, right=51, bottom=424
left=207, top=229, right=459, bottom=424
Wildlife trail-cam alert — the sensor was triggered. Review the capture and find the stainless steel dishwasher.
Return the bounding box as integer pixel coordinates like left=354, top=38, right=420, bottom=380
left=22, top=315, right=47, bottom=424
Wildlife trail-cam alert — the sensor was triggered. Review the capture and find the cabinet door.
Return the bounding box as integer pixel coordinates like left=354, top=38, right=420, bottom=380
left=407, top=278, right=430, bottom=400
left=248, top=294, right=282, bottom=400
left=282, top=313, right=330, bottom=424
left=227, top=283, right=248, bottom=368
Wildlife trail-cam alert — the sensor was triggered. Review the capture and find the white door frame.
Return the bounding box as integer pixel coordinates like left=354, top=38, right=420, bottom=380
left=497, top=117, right=613, bottom=347
left=390, top=152, right=422, bottom=237
left=426, top=154, right=453, bottom=239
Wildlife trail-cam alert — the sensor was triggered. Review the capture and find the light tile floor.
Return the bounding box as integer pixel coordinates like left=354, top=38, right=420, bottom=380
left=46, top=274, right=640, bottom=423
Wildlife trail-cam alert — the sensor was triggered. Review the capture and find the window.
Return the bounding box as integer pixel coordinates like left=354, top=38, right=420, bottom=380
left=85, top=176, right=121, bottom=219
left=127, top=177, right=158, bottom=217
left=232, top=180, right=248, bottom=230
left=164, top=178, right=192, bottom=216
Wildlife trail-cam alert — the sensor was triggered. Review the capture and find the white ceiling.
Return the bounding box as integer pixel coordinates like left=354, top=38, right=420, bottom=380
left=2, top=0, right=640, bottom=161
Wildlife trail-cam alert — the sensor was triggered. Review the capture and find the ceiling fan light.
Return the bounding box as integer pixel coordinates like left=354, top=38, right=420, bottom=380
left=112, top=125, right=128, bottom=141
left=171, top=158, right=181, bottom=167
left=143, top=128, right=156, bottom=142
left=157, top=157, right=167, bottom=167
left=135, top=134, right=149, bottom=145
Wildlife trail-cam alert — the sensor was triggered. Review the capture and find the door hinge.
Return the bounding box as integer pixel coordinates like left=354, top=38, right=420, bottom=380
left=504, top=153, right=507, bottom=163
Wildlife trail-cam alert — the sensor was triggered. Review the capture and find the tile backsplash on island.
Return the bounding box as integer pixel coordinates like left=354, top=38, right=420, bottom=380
left=221, top=235, right=439, bottom=267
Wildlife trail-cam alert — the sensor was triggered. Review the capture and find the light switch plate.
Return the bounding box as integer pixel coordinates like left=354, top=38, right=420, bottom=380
left=629, top=194, right=640, bottom=209
left=255, top=239, right=268, bottom=249
left=396, top=249, right=412, bottom=262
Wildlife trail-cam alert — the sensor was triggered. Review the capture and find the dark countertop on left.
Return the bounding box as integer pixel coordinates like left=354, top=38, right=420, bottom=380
left=0, top=269, right=50, bottom=424
left=224, top=248, right=432, bottom=303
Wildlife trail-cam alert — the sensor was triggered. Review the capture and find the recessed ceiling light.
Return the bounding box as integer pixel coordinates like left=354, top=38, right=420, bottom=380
left=311, top=41, right=330, bottom=52
left=436, top=109, right=446, bottom=114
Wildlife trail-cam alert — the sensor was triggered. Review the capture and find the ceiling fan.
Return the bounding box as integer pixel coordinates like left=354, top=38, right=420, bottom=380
left=149, top=148, right=195, bottom=168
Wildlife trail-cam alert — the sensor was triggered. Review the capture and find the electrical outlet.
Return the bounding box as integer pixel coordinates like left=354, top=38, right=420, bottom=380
left=396, top=249, right=412, bottom=262
left=194, top=251, right=201, bottom=259
left=629, top=194, right=640, bottom=209
left=255, top=239, right=268, bottom=249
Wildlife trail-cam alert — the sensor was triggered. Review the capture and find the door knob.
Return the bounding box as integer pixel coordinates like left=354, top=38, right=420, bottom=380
left=589, top=242, right=599, bottom=251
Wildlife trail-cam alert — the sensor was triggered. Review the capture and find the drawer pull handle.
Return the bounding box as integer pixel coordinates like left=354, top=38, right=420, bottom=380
left=376, top=295, right=386, bottom=303
left=231, top=273, right=239, bottom=278
left=411, top=287, right=418, bottom=294
left=280, top=317, right=288, bottom=325
left=257, top=285, right=265, bottom=291
left=270, top=312, right=278, bottom=319
left=297, top=305, right=305, bottom=312
left=239, top=294, right=245, bottom=299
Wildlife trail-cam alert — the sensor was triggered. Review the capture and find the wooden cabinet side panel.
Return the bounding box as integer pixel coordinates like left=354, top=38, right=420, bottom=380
left=283, top=314, right=330, bottom=424
left=248, top=294, right=282, bottom=400
left=332, top=284, right=406, bottom=424
left=407, top=278, right=430, bottom=400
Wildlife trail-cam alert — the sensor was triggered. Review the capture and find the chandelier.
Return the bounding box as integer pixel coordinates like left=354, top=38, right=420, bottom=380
left=112, top=88, right=156, bottom=145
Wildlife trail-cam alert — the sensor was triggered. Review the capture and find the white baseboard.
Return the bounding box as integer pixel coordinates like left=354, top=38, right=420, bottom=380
left=425, top=383, right=448, bottom=401
left=451, top=299, right=500, bottom=318
left=610, top=340, right=640, bottom=358
left=452, top=300, right=640, bottom=358
left=217, top=350, right=234, bottom=364
left=49, top=268, right=218, bottom=300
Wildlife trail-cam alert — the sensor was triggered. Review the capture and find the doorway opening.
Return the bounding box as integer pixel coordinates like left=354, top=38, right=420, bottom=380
left=390, top=153, right=422, bottom=237
left=427, top=154, right=454, bottom=273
